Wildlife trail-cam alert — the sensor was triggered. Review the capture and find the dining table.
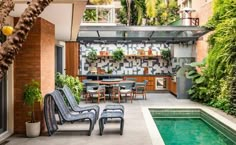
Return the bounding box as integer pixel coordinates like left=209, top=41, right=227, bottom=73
left=91, top=79, right=134, bottom=85
left=86, top=79, right=135, bottom=100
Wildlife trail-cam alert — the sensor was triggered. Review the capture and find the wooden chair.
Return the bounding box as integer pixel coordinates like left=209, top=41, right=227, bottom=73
left=86, top=83, right=106, bottom=103
left=133, top=80, right=148, bottom=100
left=112, top=85, right=121, bottom=103
left=118, top=82, right=134, bottom=103
left=126, top=78, right=137, bottom=82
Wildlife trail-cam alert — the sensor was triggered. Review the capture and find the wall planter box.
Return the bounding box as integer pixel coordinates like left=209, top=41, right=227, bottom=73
left=100, top=51, right=106, bottom=56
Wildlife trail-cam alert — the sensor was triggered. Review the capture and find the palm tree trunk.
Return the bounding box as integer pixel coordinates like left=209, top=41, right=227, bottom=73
left=0, top=0, right=53, bottom=80
left=0, top=0, right=14, bottom=26
left=126, top=0, right=131, bottom=25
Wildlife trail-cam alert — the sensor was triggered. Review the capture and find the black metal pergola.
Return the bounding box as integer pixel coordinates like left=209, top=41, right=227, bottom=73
left=77, top=26, right=209, bottom=44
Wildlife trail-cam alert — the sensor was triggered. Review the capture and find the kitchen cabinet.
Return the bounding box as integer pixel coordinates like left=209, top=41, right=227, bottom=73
left=169, top=79, right=177, bottom=95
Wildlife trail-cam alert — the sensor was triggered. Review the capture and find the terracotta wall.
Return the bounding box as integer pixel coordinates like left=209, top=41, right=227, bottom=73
left=14, top=18, right=55, bottom=134
left=40, top=19, right=55, bottom=96
left=65, top=42, right=79, bottom=77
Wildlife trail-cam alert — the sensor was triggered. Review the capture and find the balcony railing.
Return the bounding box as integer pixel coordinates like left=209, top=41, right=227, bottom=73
left=82, top=5, right=116, bottom=25
left=170, top=18, right=199, bottom=26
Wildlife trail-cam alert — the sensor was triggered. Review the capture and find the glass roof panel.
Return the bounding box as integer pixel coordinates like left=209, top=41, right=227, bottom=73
left=98, top=31, right=121, bottom=37
left=79, top=31, right=98, bottom=37
left=77, top=26, right=209, bottom=43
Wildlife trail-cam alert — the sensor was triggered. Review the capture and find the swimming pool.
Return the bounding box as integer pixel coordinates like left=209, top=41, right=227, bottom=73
left=143, top=108, right=236, bottom=145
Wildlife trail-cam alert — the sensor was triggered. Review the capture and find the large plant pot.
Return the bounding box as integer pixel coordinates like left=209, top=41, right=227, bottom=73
left=25, top=121, right=40, bottom=137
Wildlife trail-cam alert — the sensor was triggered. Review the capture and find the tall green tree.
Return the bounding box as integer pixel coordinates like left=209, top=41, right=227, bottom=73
left=118, top=0, right=179, bottom=26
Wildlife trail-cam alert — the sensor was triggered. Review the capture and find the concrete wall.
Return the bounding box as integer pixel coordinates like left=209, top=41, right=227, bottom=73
left=172, top=44, right=196, bottom=58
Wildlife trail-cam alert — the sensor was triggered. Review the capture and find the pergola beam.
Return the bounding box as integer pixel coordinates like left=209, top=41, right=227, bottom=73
left=79, top=26, right=207, bottom=32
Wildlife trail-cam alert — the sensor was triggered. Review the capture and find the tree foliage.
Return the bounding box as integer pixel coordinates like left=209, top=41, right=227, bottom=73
left=145, top=0, right=157, bottom=18
left=118, top=0, right=179, bottom=25
left=55, top=73, right=83, bottom=104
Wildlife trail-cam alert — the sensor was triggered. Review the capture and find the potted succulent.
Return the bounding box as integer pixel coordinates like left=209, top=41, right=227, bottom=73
left=86, top=47, right=97, bottom=63
left=112, top=48, right=125, bottom=62
left=23, top=80, right=42, bottom=137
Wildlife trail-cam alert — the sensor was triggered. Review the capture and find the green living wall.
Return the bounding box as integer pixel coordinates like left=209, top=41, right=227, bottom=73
left=188, top=0, right=236, bottom=115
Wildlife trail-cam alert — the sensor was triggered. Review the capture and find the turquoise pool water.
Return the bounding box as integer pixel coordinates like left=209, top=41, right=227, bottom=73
left=154, top=118, right=234, bottom=145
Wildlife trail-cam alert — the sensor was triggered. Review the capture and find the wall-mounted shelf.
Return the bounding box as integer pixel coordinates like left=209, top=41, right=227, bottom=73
left=126, top=55, right=161, bottom=57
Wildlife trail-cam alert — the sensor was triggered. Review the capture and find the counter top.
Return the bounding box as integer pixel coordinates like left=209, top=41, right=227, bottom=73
left=78, top=74, right=171, bottom=77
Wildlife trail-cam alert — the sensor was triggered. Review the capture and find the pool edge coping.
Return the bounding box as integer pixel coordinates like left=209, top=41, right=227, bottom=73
left=142, top=106, right=236, bottom=145
left=142, top=107, right=165, bottom=145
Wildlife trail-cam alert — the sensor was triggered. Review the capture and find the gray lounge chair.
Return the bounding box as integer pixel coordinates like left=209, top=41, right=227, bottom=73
left=44, top=90, right=96, bottom=136
left=59, top=85, right=100, bottom=120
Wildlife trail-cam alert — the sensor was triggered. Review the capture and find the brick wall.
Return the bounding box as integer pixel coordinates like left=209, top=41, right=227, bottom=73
left=191, top=0, right=213, bottom=26
left=191, top=1, right=213, bottom=62
left=14, top=18, right=55, bottom=134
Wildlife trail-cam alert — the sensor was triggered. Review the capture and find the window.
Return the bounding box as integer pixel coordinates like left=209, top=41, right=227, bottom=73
left=0, top=76, right=7, bottom=134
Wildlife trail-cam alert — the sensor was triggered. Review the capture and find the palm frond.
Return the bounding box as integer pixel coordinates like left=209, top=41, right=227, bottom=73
left=145, top=0, right=157, bottom=18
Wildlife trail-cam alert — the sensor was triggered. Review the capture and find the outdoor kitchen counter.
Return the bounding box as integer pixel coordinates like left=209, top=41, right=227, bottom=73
left=78, top=74, right=172, bottom=77
left=78, top=74, right=172, bottom=92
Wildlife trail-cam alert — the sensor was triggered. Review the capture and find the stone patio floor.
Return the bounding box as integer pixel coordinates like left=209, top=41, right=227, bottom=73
left=4, top=93, right=236, bottom=145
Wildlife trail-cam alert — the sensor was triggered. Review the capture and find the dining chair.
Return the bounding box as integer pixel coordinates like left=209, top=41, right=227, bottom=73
left=118, top=82, right=134, bottom=103
left=86, top=83, right=106, bottom=103
left=112, top=85, right=121, bottom=103
left=133, top=82, right=146, bottom=100
left=82, top=79, right=92, bottom=98
left=126, top=78, right=137, bottom=82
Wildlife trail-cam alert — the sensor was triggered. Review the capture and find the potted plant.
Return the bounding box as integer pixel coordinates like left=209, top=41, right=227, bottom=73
left=86, top=47, right=97, bottom=63
left=112, top=48, right=125, bottom=62
left=107, top=68, right=113, bottom=74
left=100, top=47, right=106, bottom=56
left=160, top=48, right=171, bottom=66
left=23, top=80, right=42, bottom=137
left=83, top=9, right=96, bottom=22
